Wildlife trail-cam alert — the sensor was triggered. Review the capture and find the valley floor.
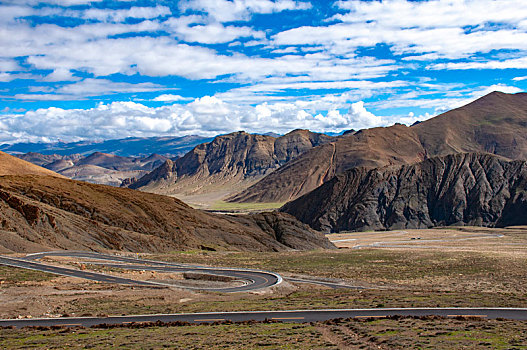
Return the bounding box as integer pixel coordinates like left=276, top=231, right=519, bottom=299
left=1, top=226, right=527, bottom=348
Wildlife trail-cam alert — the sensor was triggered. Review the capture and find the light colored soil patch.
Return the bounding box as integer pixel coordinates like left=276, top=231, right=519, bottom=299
left=328, top=226, right=527, bottom=254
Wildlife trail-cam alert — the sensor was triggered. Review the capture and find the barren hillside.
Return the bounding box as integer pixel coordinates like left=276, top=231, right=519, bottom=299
left=281, top=153, right=527, bottom=232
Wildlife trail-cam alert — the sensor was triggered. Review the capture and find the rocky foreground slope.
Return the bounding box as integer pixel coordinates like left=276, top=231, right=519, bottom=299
left=0, top=175, right=333, bottom=253
left=0, top=154, right=333, bottom=253
left=281, top=153, right=527, bottom=232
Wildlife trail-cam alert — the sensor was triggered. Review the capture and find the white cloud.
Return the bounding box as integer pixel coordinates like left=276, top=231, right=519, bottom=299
left=153, top=94, right=190, bottom=102
left=42, top=68, right=79, bottom=82
left=166, top=18, right=265, bottom=44
left=179, top=0, right=311, bottom=22
left=513, top=76, right=527, bottom=81
left=13, top=79, right=168, bottom=100
left=273, top=0, right=527, bottom=59
left=83, top=6, right=171, bottom=22
left=430, top=57, right=527, bottom=70
left=347, top=101, right=382, bottom=128
left=0, top=58, right=20, bottom=72
left=0, top=72, right=14, bottom=82
left=0, top=96, right=385, bottom=143
left=29, top=0, right=105, bottom=5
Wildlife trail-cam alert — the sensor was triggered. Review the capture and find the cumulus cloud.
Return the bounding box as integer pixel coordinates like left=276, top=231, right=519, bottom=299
left=0, top=96, right=387, bottom=143
left=153, top=94, right=190, bottom=102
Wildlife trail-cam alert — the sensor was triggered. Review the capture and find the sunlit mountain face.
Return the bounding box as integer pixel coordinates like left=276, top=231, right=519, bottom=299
left=1, top=0, right=526, bottom=143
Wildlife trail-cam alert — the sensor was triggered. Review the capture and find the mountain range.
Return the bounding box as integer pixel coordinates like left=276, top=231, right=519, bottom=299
left=230, top=92, right=527, bottom=203
left=128, top=129, right=333, bottom=205
left=5, top=91, right=527, bottom=234
left=16, top=152, right=169, bottom=187
left=2, top=135, right=211, bottom=158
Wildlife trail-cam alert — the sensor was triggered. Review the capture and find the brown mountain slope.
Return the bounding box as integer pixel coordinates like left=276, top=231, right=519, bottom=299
left=281, top=153, right=527, bottom=233
left=0, top=151, right=65, bottom=178
left=17, top=152, right=81, bottom=167
left=414, top=91, right=527, bottom=158
left=230, top=91, right=527, bottom=203
left=17, top=151, right=168, bottom=187
left=229, top=124, right=426, bottom=203
left=58, top=164, right=150, bottom=187
left=0, top=175, right=334, bottom=253
left=129, top=130, right=333, bottom=204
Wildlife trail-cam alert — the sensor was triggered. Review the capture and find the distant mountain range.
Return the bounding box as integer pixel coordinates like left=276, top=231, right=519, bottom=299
left=1, top=135, right=211, bottom=158
left=16, top=151, right=168, bottom=187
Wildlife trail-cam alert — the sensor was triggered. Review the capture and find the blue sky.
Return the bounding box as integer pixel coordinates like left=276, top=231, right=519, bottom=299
left=0, top=0, right=526, bottom=143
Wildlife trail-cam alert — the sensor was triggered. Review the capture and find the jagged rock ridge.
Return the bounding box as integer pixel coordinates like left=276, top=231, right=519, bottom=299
left=281, top=153, right=527, bottom=232
left=129, top=129, right=333, bottom=201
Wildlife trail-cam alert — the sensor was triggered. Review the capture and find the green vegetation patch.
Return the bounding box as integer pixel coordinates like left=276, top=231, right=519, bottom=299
left=209, top=201, right=286, bottom=212
left=1, top=317, right=526, bottom=349
left=0, top=322, right=330, bottom=350
left=0, top=265, right=56, bottom=284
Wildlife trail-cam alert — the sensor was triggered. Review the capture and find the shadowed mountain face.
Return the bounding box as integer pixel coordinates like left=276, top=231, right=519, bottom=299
left=281, top=153, right=527, bottom=233
left=230, top=92, right=527, bottom=203
left=129, top=130, right=333, bottom=202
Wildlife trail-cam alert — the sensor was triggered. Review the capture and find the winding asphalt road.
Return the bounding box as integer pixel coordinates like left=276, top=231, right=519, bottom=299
left=2, top=308, right=527, bottom=328
left=19, top=251, right=361, bottom=290
left=1, top=251, right=282, bottom=293
left=2, top=250, right=526, bottom=327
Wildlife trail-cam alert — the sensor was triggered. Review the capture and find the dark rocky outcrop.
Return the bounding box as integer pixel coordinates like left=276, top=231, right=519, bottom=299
left=281, top=153, right=527, bottom=232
